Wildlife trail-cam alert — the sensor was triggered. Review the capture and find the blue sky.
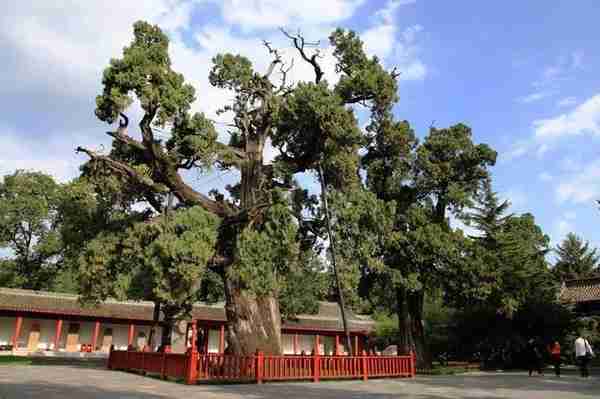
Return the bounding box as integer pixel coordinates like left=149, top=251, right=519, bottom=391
left=1, top=0, right=600, bottom=253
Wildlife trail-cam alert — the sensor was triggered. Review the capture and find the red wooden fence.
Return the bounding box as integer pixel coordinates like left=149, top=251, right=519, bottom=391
left=108, top=348, right=415, bottom=384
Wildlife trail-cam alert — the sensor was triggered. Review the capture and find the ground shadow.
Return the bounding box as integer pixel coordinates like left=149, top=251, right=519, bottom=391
left=2, top=366, right=600, bottom=399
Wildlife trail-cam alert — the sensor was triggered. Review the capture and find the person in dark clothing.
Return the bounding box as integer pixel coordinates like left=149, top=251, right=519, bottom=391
left=527, top=339, right=543, bottom=376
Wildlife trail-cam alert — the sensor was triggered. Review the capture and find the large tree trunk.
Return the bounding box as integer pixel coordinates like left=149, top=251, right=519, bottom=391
left=221, top=136, right=283, bottom=356
left=159, top=306, right=177, bottom=351
left=396, top=286, right=414, bottom=355
left=223, top=276, right=283, bottom=355
left=408, top=290, right=432, bottom=368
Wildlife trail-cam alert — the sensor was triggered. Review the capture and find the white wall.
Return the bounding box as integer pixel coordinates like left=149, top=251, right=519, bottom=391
left=298, top=334, right=315, bottom=354
left=282, top=334, right=295, bottom=354
left=322, top=335, right=335, bottom=356
left=0, top=317, right=15, bottom=346
left=207, top=328, right=220, bottom=353
left=36, top=319, right=56, bottom=350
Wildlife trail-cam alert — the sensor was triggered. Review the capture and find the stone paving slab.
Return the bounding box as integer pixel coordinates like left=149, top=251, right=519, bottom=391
left=1, top=365, right=599, bottom=399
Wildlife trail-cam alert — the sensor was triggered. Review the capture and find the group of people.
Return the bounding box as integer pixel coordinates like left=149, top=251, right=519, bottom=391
left=527, top=334, right=595, bottom=378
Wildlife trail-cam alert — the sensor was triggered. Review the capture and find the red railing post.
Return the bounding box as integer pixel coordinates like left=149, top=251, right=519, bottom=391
left=361, top=350, right=368, bottom=381
left=161, top=351, right=167, bottom=379
left=313, top=351, right=320, bottom=382
left=409, top=350, right=416, bottom=377
left=255, top=351, right=264, bottom=384
left=185, top=348, right=199, bottom=384
left=140, top=350, right=146, bottom=375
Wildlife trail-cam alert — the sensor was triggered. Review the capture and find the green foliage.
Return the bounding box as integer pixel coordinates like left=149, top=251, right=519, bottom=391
left=274, top=81, right=363, bottom=189
left=79, top=206, right=219, bottom=320
left=453, top=179, right=552, bottom=317
left=229, top=195, right=299, bottom=297
left=0, top=171, right=63, bottom=290
left=329, top=28, right=398, bottom=112
left=415, top=124, right=497, bottom=217
left=95, top=21, right=195, bottom=126
left=328, top=188, right=394, bottom=309
left=553, top=233, right=599, bottom=280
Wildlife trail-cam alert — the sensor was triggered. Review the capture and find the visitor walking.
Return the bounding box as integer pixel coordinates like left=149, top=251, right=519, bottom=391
left=574, top=335, right=594, bottom=378
left=548, top=341, right=561, bottom=377
left=526, top=338, right=543, bottom=376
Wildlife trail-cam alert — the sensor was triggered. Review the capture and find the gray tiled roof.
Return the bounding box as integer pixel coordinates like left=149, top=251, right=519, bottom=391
left=0, top=288, right=374, bottom=333
left=559, top=277, right=600, bottom=303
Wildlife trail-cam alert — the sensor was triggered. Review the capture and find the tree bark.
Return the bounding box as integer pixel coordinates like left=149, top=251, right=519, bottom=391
left=408, top=290, right=432, bottom=368
left=223, top=275, right=283, bottom=355
left=221, top=135, right=284, bottom=355
left=396, top=286, right=414, bottom=355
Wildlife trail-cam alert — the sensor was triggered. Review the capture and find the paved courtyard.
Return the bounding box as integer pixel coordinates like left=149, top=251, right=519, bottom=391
left=1, top=365, right=599, bottom=399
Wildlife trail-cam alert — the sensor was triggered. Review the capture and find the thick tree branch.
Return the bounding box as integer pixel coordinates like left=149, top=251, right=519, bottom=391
left=106, top=131, right=146, bottom=152
left=76, top=146, right=234, bottom=217
left=139, top=108, right=159, bottom=158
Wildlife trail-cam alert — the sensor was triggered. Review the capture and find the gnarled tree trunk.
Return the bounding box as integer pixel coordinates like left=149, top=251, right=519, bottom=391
left=222, top=136, right=284, bottom=355
left=396, top=287, right=431, bottom=368
left=224, top=277, right=282, bottom=355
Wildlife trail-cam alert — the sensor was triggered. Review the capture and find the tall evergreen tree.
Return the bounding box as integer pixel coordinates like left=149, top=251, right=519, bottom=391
left=76, top=22, right=398, bottom=355
left=554, top=233, right=599, bottom=280
left=462, top=177, right=512, bottom=246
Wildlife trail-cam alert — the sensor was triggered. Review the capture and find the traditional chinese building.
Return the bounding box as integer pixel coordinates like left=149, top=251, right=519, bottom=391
left=559, top=276, right=600, bottom=316
left=0, top=288, right=374, bottom=356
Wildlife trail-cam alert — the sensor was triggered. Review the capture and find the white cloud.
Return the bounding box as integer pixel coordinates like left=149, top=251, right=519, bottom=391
left=555, top=159, right=600, bottom=205
left=501, top=188, right=527, bottom=210
left=501, top=140, right=532, bottom=162
left=555, top=219, right=574, bottom=237
left=0, top=1, right=189, bottom=99
left=516, top=91, right=553, bottom=104
left=0, top=125, right=104, bottom=182
left=516, top=50, right=584, bottom=105
left=217, top=0, right=365, bottom=31
left=533, top=94, right=600, bottom=139
left=557, top=96, right=577, bottom=107
left=361, top=1, right=426, bottom=81
left=0, top=0, right=428, bottom=183
left=538, top=172, right=553, bottom=182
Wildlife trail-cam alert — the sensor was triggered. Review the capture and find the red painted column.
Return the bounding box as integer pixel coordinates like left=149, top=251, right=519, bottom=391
left=218, top=324, right=225, bottom=354
left=53, top=319, right=63, bottom=351
left=334, top=335, right=340, bottom=356
left=12, top=316, right=23, bottom=349
left=128, top=324, right=135, bottom=347
left=191, top=321, right=197, bottom=352
left=354, top=335, right=359, bottom=356
left=91, top=321, right=100, bottom=351
left=185, top=321, right=199, bottom=385
left=314, top=334, right=320, bottom=355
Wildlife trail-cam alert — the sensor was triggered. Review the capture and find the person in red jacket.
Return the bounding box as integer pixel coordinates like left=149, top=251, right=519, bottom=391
left=548, top=341, right=561, bottom=377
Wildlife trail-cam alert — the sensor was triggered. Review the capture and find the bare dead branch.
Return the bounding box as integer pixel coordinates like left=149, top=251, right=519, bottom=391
left=280, top=28, right=324, bottom=84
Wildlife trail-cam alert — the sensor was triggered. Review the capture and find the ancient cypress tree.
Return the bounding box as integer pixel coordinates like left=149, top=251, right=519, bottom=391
left=76, top=22, right=398, bottom=355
